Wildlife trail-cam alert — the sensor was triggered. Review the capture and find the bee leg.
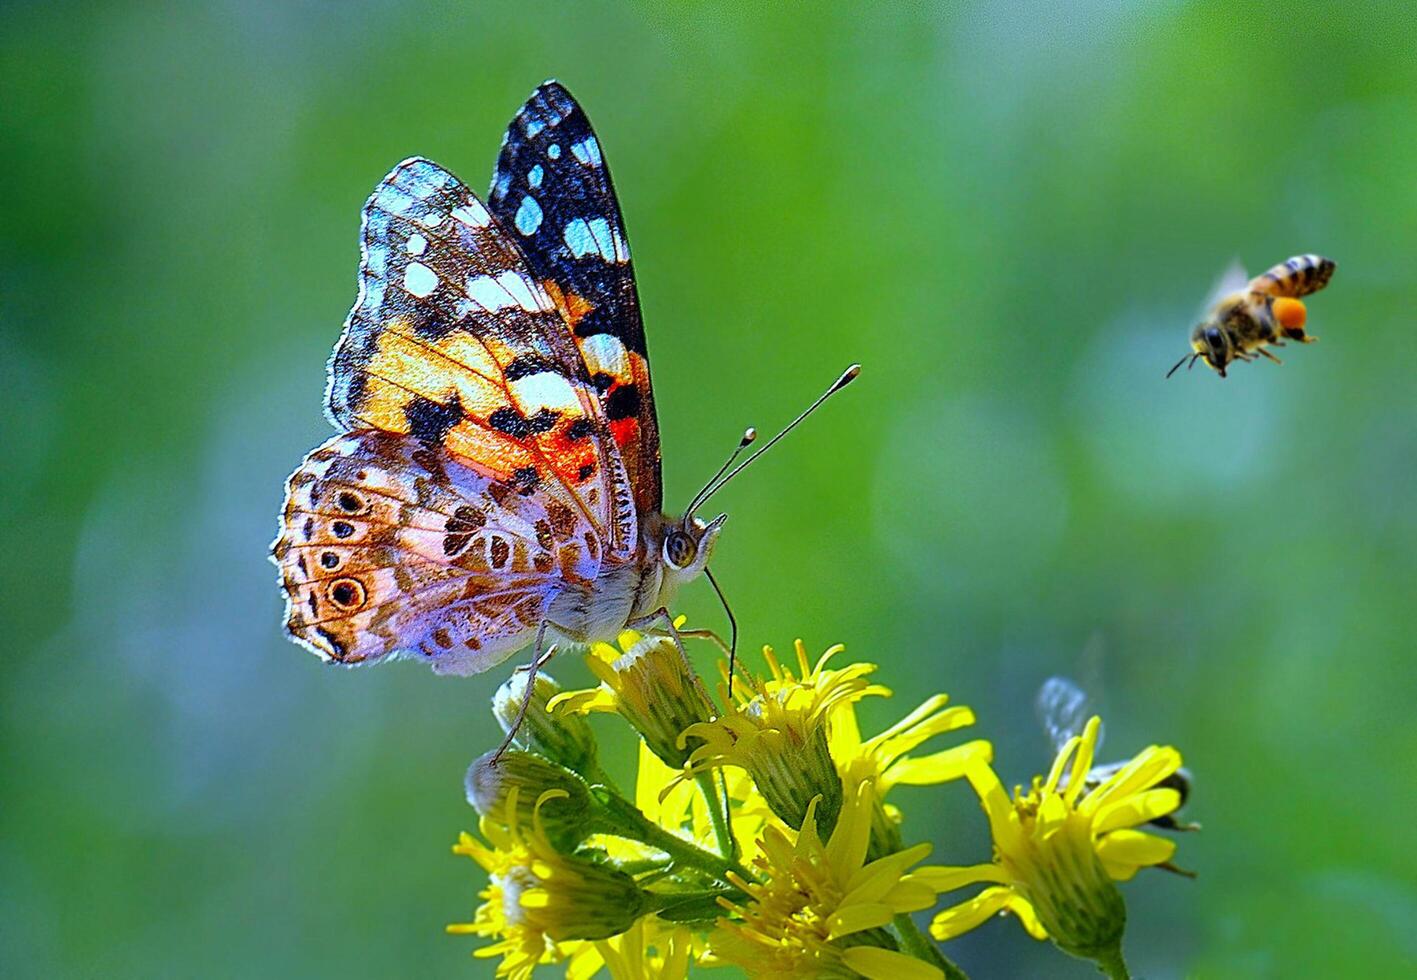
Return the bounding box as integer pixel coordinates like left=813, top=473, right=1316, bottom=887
left=1258, top=348, right=1283, bottom=364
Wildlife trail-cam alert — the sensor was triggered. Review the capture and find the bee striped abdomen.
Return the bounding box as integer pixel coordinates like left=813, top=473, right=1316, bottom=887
left=1250, top=254, right=1335, bottom=298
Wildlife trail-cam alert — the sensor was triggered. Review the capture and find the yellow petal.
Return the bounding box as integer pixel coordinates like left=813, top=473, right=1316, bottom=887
left=1093, top=787, right=1181, bottom=833
left=566, top=943, right=607, bottom=980
left=885, top=742, right=987, bottom=788
left=547, top=687, right=616, bottom=716
left=841, top=945, right=944, bottom=980
left=843, top=843, right=933, bottom=903
left=1102, top=857, right=1142, bottom=881
left=1042, top=734, right=1079, bottom=795
left=1097, top=828, right=1176, bottom=868
left=1063, top=717, right=1102, bottom=806
left=824, top=782, right=873, bottom=881
left=910, top=863, right=1009, bottom=894
left=929, top=886, right=1014, bottom=940
left=1084, top=746, right=1182, bottom=813
left=864, top=694, right=952, bottom=750
left=1002, top=890, right=1048, bottom=940
left=883, top=879, right=942, bottom=913
left=963, top=757, right=1024, bottom=853
left=829, top=698, right=865, bottom=759
left=827, top=901, right=896, bottom=938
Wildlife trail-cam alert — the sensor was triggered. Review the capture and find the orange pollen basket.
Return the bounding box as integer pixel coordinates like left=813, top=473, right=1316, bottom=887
left=1274, top=297, right=1307, bottom=330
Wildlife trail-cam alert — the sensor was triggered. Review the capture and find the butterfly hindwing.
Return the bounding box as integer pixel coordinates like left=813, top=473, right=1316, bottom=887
left=273, top=431, right=603, bottom=674
left=327, top=157, right=637, bottom=558
left=489, top=81, right=663, bottom=516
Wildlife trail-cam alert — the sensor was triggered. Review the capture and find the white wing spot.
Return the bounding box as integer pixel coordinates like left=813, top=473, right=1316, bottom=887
left=563, top=217, right=627, bottom=263
left=495, top=269, right=551, bottom=312
left=527, top=165, right=543, bottom=188
left=465, top=271, right=552, bottom=313
left=512, top=372, right=581, bottom=413
left=372, top=183, right=417, bottom=216
left=366, top=245, right=390, bottom=276
left=515, top=196, right=543, bottom=235
left=579, top=332, right=630, bottom=379
left=547, top=144, right=561, bottom=159
left=571, top=137, right=602, bottom=167
left=403, top=262, right=438, bottom=298
left=405, top=233, right=427, bottom=256
left=452, top=199, right=491, bottom=228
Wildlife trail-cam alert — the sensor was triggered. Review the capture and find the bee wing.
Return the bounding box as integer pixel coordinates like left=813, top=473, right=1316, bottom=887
left=1035, top=676, right=1098, bottom=756
left=1201, top=257, right=1250, bottom=312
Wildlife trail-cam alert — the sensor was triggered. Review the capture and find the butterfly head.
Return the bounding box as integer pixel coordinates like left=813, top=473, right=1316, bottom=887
left=659, top=512, right=727, bottom=587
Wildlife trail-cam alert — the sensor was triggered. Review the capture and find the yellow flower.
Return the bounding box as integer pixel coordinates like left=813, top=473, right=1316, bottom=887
left=592, top=916, right=698, bottom=980
left=680, top=641, right=887, bottom=834
left=631, top=740, right=772, bottom=866
left=926, top=716, right=1187, bottom=968
left=829, top=690, right=983, bottom=857
left=551, top=628, right=716, bottom=769
left=448, top=788, right=651, bottom=977
left=711, top=780, right=948, bottom=980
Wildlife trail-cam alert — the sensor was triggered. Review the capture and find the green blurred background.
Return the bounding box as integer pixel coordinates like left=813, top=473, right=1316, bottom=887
left=3, top=1, right=1414, bottom=976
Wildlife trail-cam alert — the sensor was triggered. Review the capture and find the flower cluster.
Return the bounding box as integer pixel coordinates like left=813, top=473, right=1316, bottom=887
left=448, top=632, right=1193, bottom=979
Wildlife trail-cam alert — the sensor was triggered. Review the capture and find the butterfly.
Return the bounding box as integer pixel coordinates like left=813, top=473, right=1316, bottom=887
left=272, top=80, right=857, bottom=690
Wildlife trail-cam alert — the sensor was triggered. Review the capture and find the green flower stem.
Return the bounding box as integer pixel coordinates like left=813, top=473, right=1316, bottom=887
left=1092, top=943, right=1131, bottom=980
left=892, top=913, right=969, bottom=980
left=696, top=770, right=737, bottom=863
left=594, top=791, right=753, bottom=885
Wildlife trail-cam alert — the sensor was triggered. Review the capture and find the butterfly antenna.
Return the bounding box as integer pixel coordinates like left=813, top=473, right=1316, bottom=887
left=695, top=364, right=861, bottom=510
left=704, top=566, right=738, bottom=698
left=687, top=428, right=757, bottom=517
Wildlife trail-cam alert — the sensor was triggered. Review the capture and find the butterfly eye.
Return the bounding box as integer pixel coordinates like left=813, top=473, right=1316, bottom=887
left=663, top=531, right=697, bottom=569
left=328, top=577, right=366, bottom=610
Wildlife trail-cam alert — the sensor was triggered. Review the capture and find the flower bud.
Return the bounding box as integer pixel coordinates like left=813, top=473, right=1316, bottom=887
left=590, top=634, right=717, bottom=769
left=502, top=844, right=651, bottom=943
left=492, top=671, right=598, bottom=774
left=1022, top=816, right=1128, bottom=963
left=465, top=750, right=594, bottom=849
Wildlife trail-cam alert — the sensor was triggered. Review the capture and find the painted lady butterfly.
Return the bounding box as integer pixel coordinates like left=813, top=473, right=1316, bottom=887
left=272, top=82, right=855, bottom=696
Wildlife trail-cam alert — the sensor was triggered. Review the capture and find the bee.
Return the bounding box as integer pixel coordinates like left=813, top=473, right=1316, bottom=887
left=1168, top=254, right=1336, bottom=378
left=1034, top=676, right=1195, bottom=831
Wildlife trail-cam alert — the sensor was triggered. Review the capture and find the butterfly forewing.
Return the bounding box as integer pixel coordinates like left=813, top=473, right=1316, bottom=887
left=274, top=86, right=672, bottom=675
left=326, top=156, right=636, bottom=557
left=274, top=431, right=602, bottom=673
left=490, top=82, right=663, bottom=516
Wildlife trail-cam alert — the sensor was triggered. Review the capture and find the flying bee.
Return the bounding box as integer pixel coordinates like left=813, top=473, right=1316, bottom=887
left=1168, top=254, right=1336, bottom=378
left=1034, top=676, right=1195, bottom=831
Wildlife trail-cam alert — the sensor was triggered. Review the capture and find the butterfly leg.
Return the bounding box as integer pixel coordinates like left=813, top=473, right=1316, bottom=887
left=626, top=607, right=716, bottom=708
left=492, top=620, right=560, bottom=764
